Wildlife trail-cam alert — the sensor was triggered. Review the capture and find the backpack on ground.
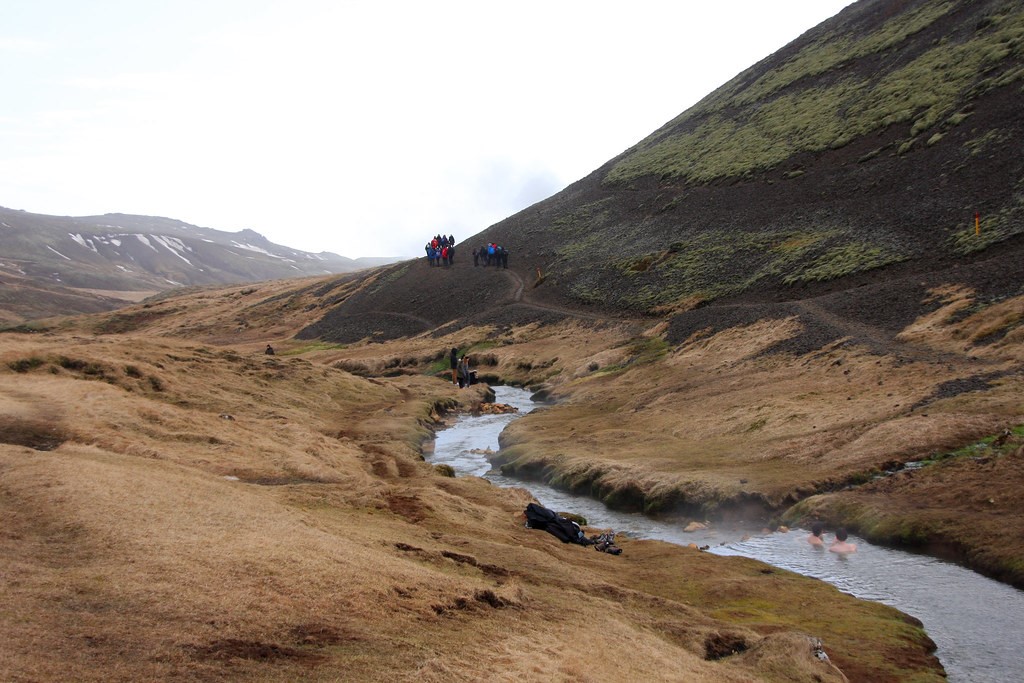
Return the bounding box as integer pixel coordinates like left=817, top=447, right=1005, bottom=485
left=524, top=503, right=588, bottom=545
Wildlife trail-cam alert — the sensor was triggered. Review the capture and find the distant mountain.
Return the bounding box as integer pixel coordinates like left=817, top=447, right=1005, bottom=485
left=0, top=206, right=398, bottom=321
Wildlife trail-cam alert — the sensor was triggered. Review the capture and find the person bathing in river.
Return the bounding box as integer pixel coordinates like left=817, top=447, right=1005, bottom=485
left=807, top=521, right=825, bottom=547
left=829, top=527, right=858, bottom=554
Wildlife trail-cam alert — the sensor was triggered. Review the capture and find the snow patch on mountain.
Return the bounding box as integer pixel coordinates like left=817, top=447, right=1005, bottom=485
left=152, top=235, right=195, bottom=266
left=69, top=233, right=99, bottom=253
left=135, top=234, right=158, bottom=251
left=231, top=241, right=286, bottom=259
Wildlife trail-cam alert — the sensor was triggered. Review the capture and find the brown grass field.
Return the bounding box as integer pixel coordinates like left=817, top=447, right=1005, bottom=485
left=484, top=288, right=1024, bottom=586
left=1, top=291, right=947, bottom=681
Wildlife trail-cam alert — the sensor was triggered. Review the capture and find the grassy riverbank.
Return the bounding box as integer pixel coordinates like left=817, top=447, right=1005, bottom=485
left=459, top=290, right=1024, bottom=589
left=784, top=425, right=1024, bottom=588
left=1, top=329, right=944, bottom=682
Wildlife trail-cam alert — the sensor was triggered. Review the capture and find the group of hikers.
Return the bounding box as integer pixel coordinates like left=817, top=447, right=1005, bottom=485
left=473, top=242, right=509, bottom=268
left=423, top=234, right=510, bottom=270
left=425, top=234, right=456, bottom=267
left=449, top=347, right=475, bottom=388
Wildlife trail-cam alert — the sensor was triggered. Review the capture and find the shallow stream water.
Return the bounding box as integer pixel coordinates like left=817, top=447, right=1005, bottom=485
left=429, top=386, right=1024, bottom=682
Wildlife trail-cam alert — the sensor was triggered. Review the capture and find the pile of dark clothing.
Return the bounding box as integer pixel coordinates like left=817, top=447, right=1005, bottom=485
left=523, top=503, right=622, bottom=555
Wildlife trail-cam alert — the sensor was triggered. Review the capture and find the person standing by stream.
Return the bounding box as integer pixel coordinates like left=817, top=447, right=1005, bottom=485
left=457, top=355, right=471, bottom=388
left=449, top=347, right=458, bottom=384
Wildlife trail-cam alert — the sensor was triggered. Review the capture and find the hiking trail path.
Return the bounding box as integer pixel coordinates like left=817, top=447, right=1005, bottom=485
left=500, top=269, right=643, bottom=325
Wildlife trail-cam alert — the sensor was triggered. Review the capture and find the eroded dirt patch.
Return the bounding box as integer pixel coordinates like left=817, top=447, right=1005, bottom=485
left=0, top=418, right=67, bottom=451
left=186, top=638, right=321, bottom=664
left=704, top=631, right=750, bottom=660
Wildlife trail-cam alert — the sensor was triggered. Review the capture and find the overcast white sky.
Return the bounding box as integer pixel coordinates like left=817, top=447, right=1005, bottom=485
left=1, top=1, right=853, bottom=258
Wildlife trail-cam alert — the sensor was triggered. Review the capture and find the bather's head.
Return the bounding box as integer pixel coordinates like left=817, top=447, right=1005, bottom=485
left=811, top=521, right=824, bottom=537
left=835, top=527, right=849, bottom=542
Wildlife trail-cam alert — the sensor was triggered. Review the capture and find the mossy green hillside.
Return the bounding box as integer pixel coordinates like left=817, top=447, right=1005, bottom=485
left=607, top=3, right=1024, bottom=184
left=786, top=242, right=907, bottom=284
left=558, top=227, right=908, bottom=312
left=723, top=1, right=958, bottom=109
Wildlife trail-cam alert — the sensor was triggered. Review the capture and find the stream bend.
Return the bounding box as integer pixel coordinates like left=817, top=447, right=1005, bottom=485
left=429, top=386, right=1024, bottom=683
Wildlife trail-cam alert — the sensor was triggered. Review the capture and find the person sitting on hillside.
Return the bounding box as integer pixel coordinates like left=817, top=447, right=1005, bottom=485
left=806, top=521, right=825, bottom=547
left=829, top=527, right=858, bottom=554
left=265, top=344, right=275, bottom=355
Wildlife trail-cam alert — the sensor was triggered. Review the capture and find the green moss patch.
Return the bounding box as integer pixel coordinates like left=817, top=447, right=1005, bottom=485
left=784, top=243, right=907, bottom=284
left=606, top=5, right=1024, bottom=184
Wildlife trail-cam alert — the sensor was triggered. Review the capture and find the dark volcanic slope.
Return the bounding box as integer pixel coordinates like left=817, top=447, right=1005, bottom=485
left=297, top=0, right=1024, bottom=344
left=473, top=0, right=1024, bottom=315
left=665, top=232, right=1024, bottom=356
left=295, top=258, right=576, bottom=343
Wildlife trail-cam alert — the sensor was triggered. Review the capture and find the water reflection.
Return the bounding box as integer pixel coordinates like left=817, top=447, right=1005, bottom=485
left=429, top=386, right=1024, bottom=682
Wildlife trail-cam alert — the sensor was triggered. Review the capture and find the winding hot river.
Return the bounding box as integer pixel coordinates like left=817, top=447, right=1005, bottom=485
left=429, top=386, right=1024, bottom=682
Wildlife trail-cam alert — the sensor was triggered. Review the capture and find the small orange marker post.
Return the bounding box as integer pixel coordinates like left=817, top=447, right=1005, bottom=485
left=975, top=211, right=980, bottom=236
